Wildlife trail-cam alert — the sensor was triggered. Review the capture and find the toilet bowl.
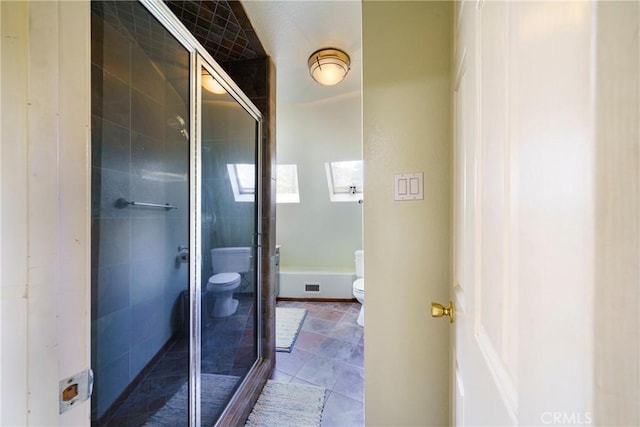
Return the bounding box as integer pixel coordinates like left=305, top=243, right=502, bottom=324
left=353, top=250, right=364, bottom=327
left=207, top=272, right=241, bottom=317
left=353, top=277, right=364, bottom=326
left=206, top=247, right=251, bottom=317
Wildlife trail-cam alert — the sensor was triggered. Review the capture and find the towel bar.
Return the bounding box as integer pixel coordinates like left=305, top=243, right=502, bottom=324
left=115, top=198, right=178, bottom=210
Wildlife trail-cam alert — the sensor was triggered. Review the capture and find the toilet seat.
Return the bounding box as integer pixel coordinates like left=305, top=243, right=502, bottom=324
left=207, top=272, right=241, bottom=291
left=353, top=278, right=364, bottom=292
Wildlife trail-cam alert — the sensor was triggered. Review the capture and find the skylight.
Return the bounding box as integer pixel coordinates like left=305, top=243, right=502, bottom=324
left=227, top=163, right=300, bottom=203
left=227, top=164, right=255, bottom=202
left=325, top=160, right=364, bottom=202
left=234, top=164, right=255, bottom=194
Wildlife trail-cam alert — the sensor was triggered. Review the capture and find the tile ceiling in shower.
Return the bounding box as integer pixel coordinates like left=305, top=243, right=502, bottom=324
left=164, top=0, right=266, bottom=62
left=95, top=1, right=265, bottom=70
left=93, top=0, right=266, bottom=102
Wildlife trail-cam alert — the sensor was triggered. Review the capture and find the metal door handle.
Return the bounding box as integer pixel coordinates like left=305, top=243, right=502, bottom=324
left=431, top=301, right=455, bottom=323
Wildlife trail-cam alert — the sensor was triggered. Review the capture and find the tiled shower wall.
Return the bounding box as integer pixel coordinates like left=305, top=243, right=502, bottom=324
left=90, top=4, right=191, bottom=418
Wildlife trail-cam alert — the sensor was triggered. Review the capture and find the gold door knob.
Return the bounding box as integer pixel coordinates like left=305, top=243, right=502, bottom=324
left=431, top=301, right=454, bottom=323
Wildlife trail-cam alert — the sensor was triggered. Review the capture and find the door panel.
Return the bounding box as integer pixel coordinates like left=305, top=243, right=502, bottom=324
left=477, top=0, right=517, bottom=413
left=452, top=1, right=515, bottom=425
left=197, top=61, right=260, bottom=426
left=453, top=1, right=598, bottom=425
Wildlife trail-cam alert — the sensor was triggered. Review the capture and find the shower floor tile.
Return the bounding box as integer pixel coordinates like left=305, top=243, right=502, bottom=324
left=98, top=294, right=256, bottom=426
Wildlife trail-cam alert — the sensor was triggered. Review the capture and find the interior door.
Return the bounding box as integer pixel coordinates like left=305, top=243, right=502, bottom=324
left=450, top=1, right=516, bottom=425
left=451, top=1, right=598, bottom=425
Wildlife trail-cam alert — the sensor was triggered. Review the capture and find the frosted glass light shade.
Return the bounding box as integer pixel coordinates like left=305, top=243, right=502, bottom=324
left=308, top=48, right=351, bottom=86
left=202, top=74, right=227, bottom=94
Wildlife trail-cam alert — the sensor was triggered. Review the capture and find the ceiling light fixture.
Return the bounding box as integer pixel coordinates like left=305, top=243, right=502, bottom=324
left=202, top=73, right=227, bottom=94
left=308, top=48, right=351, bottom=86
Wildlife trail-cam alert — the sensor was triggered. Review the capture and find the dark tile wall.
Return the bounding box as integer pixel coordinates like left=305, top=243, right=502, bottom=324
left=91, top=2, right=191, bottom=419
left=165, top=0, right=266, bottom=62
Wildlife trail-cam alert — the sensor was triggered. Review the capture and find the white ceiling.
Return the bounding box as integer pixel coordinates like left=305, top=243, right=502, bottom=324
left=241, top=0, right=362, bottom=104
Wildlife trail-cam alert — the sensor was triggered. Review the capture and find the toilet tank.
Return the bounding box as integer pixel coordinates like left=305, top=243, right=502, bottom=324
left=211, top=247, right=252, bottom=274
left=355, top=250, right=364, bottom=278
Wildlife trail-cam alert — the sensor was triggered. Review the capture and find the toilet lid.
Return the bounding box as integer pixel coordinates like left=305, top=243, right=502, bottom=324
left=209, top=272, right=240, bottom=286
left=353, top=278, right=364, bottom=292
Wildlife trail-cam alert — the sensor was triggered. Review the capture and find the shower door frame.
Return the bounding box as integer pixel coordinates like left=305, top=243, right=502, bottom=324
left=140, top=1, right=265, bottom=426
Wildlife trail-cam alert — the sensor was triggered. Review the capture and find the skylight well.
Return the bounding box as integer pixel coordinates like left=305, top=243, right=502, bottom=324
left=276, top=164, right=300, bottom=203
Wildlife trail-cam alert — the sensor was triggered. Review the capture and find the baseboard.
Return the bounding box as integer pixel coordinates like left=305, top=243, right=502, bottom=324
left=277, top=297, right=357, bottom=303
left=278, top=270, right=355, bottom=299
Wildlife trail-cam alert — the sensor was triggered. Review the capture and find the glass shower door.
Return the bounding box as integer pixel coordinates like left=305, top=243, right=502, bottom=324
left=196, top=62, right=260, bottom=425
left=92, top=2, right=262, bottom=426
left=91, top=1, right=191, bottom=425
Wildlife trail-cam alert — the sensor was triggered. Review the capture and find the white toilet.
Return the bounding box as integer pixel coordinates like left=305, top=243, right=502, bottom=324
left=353, top=250, right=364, bottom=327
left=207, top=247, right=251, bottom=317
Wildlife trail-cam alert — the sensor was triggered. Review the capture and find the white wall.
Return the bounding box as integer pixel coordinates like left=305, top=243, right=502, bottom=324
left=0, top=1, right=91, bottom=424
left=276, top=94, right=363, bottom=271
left=362, top=1, right=452, bottom=425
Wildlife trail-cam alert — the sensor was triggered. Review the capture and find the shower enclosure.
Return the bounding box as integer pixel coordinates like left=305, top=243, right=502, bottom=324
left=91, top=1, right=262, bottom=425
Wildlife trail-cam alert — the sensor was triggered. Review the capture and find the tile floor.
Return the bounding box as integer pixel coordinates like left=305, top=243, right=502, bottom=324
left=272, top=300, right=365, bottom=427
left=98, top=298, right=364, bottom=426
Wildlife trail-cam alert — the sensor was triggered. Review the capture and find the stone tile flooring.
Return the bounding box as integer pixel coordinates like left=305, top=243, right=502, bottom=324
left=272, top=300, right=365, bottom=427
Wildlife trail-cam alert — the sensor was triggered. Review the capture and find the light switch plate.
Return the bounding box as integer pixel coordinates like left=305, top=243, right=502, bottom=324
left=394, top=173, right=424, bottom=201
